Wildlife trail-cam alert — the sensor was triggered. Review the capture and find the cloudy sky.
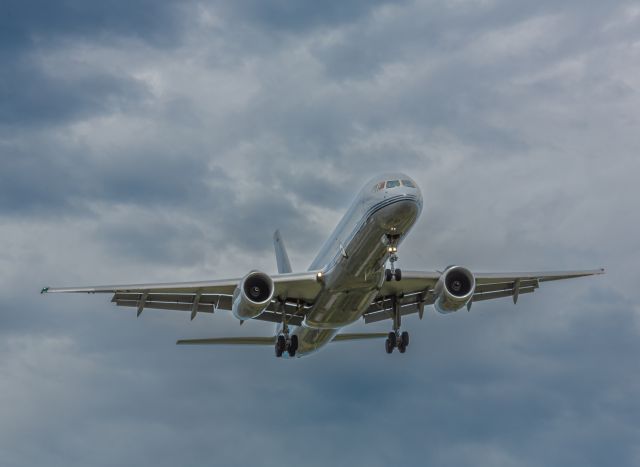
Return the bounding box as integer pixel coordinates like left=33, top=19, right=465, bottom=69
left=1, top=1, right=639, bottom=466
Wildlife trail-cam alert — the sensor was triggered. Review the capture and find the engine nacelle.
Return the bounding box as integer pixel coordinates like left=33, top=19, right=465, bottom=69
left=434, top=266, right=476, bottom=314
left=231, top=270, right=275, bottom=320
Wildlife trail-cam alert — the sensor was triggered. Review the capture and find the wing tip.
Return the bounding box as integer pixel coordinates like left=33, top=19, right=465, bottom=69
left=40, top=287, right=49, bottom=294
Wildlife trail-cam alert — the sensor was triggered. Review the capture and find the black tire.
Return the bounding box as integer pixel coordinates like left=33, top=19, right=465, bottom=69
left=387, top=332, right=397, bottom=348
left=385, top=338, right=394, bottom=354
left=398, top=342, right=406, bottom=353
left=275, top=335, right=286, bottom=357
left=287, top=346, right=296, bottom=357
left=401, top=331, right=409, bottom=347
left=394, top=268, right=402, bottom=281
left=385, top=268, right=393, bottom=282
left=290, top=335, right=299, bottom=352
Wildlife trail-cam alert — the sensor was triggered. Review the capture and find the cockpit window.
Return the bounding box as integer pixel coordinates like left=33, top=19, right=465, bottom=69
left=373, top=181, right=385, bottom=192
left=386, top=180, right=401, bottom=188
left=401, top=179, right=415, bottom=188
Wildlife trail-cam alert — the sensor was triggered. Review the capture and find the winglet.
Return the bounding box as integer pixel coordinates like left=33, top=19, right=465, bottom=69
left=40, top=287, right=49, bottom=294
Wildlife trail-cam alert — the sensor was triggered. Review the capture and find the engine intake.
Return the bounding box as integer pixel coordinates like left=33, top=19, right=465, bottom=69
left=232, top=270, right=275, bottom=320
left=434, top=266, right=475, bottom=314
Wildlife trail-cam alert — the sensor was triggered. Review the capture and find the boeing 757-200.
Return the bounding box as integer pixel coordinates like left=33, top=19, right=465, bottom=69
left=42, top=173, right=604, bottom=357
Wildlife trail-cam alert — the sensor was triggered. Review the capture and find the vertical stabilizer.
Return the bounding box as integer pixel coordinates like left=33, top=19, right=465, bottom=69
left=273, top=230, right=292, bottom=274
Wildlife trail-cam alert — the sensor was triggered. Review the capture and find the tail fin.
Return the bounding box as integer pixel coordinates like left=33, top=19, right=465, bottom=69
left=273, top=230, right=292, bottom=274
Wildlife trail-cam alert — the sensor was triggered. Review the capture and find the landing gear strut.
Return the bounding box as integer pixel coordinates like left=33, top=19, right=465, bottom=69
left=385, top=235, right=402, bottom=281
left=385, top=296, right=410, bottom=354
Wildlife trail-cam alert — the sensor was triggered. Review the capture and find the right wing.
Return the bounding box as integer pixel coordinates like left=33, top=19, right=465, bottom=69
left=364, top=268, right=605, bottom=324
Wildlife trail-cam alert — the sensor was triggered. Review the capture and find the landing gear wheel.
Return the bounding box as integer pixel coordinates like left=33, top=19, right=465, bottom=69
left=385, top=268, right=393, bottom=282
left=287, top=335, right=299, bottom=357
left=385, top=338, right=394, bottom=354
left=275, top=335, right=286, bottom=357
left=387, top=332, right=397, bottom=348
left=394, top=269, right=402, bottom=281
left=401, top=331, right=409, bottom=348
left=398, top=341, right=407, bottom=353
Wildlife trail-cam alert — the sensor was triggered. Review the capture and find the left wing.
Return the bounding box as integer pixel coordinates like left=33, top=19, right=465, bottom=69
left=42, top=272, right=323, bottom=325
left=364, top=268, right=605, bottom=324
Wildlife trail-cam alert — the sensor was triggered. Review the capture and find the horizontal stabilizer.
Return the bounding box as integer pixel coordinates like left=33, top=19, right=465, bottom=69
left=176, top=333, right=388, bottom=346
left=176, top=337, right=275, bottom=345
left=332, top=332, right=388, bottom=341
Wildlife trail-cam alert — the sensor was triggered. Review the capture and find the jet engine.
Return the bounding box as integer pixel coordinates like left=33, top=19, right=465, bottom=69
left=231, top=270, right=275, bottom=320
left=434, top=266, right=476, bottom=314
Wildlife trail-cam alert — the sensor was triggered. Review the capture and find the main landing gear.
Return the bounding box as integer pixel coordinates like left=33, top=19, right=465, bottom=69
left=275, top=333, right=298, bottom=357
left=384, top=234, right=402, bottom=282
left=385, top=296, right=410, bottom=354
left=274, top=311, right=298, bottom=358
left=385, top=331, right=409, bottom=354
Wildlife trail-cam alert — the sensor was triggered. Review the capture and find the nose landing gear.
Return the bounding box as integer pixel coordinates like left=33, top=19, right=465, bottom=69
left=385, top=235, right=402, bottom=281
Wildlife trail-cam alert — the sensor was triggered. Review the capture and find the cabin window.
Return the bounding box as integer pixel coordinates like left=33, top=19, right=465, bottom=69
left=386, top=180, right=401, bottom=188
left=401, top=179, right=415, bottom=188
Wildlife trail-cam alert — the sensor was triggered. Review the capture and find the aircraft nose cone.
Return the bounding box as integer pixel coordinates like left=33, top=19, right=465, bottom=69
left=376, top=196, right=421, bottom=233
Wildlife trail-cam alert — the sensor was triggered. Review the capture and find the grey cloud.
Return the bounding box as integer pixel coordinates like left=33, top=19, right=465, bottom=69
left=0, top=137, right=214, bottom=216
left=0, top=0, right=190, bottom=50
left=0, top=0, right=638, bottom=466
left=0, top=59, right=149, bottom=127
left=218, top=0, right=404, bottom=33
left=0, top=1, right=191, bottom=129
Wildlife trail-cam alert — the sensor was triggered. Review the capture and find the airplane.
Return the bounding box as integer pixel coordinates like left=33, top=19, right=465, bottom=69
left=41, top=173, right=604, bottom=358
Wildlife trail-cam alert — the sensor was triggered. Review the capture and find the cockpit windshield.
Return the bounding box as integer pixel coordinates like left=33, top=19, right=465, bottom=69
left=373, top=178, right=416, bottom=191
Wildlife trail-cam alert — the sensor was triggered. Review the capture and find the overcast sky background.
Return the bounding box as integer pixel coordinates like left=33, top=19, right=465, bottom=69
left=1, top=1, right=639, bottom=466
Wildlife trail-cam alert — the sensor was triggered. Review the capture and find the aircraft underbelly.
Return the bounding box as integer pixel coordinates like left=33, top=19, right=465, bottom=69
left=295, top=197, right=421, bottom=356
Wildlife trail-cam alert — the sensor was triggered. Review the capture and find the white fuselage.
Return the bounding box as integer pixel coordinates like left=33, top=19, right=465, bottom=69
left=291, top=173, right=423, bottom=356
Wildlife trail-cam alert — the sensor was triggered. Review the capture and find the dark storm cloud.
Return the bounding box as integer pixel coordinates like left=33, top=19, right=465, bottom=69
left=0, top=1, right=191, bottom=128
left=0, top=136, right=214, bottom=215
left=0, top=0, right=189, bottom=49
left=0, top=60, right=149, bottom=127
left=219, top=0, right=404, bottom=32
left=0, top=1, right=639, bottom=466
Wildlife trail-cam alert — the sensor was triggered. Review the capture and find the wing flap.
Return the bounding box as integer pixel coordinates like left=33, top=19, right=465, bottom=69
left=115, top=300, right=215, bottom=314
left=474, top=279, right=539, bottom=294
left=472, top=286, right=536, bottom=303
left=111, top=292, right=305, bottom=325
left=364, top=301, right=429, bottom=324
